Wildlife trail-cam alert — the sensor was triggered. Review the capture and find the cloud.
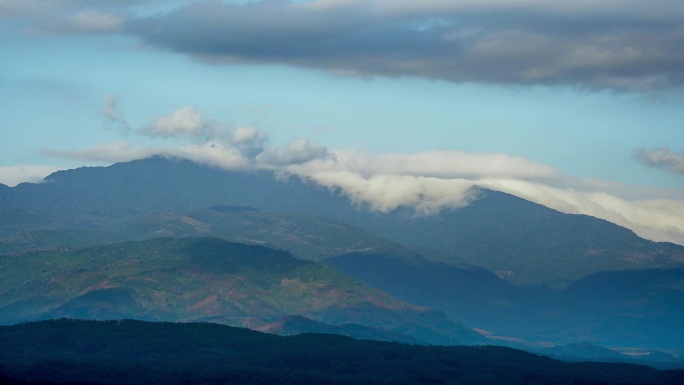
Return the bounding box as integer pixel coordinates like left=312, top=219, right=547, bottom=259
left=46, top=106, right=328, bottom=170
left=473, top=178, right=684, bottom=244
left=633, top=147, right=684, bottom=175
left=0, top=0, right=139, bottom=36
left=123, top=0, right=684, bottom=91
left=41, top=141, right=163, bottom=163
left=0, top=0, right=57, bottom=19
left=41, top=139, right=684, bottom=245
left=141, top=106, right=207, bottom=139
left=138, top=106, right=271, bottom=161
left=281, top=159, right=684, bottom=244
left=6, top=0, right=683, bottom=90
left=40, top=104, right=684, bottom=245
left=101, top=94, right=131, bottom=134
left=0, top=165, right=66, bottom=186
left=307, top=150, right=559, bottom=180
left=288, top=170, right=479, bottom=215
left=41, top=10, right=125, bottom=34
left=257, top=140, right=331, bottom=166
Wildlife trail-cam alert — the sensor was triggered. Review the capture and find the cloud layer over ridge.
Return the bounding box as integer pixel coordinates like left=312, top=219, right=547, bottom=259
left=32, top=104, right=684, bottom=246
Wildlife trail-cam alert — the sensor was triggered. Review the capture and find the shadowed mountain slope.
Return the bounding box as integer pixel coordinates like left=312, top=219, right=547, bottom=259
left=326, top=253, right=684, bottom=351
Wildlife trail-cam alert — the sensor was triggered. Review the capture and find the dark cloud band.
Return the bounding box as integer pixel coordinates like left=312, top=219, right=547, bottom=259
left=634, top=147, right=684, bottom=175
left=125, top=0, right=684, bottom=91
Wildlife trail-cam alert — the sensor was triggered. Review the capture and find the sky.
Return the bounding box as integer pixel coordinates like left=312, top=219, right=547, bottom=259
left=1, top=0, right=684, bottom=245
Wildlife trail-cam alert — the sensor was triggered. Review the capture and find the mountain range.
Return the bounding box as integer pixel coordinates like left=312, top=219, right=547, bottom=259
left=0, top=237, right=482, bottom=346
left=1, top=156, right=683, bottom=364
left=2, top=156, right=682, bottom=286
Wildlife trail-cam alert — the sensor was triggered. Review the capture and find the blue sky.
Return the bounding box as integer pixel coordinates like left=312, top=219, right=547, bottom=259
left=1, top=0, right=683, bottom=244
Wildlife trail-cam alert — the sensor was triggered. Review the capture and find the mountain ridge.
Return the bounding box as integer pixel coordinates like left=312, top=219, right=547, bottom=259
left=2, top=156, right=682, bottom=286
left=0, top=318, right=681, bottom=385
left=0, top=237, right=483, bottom=345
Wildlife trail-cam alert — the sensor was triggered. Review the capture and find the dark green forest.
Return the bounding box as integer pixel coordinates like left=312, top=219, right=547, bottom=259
left=0, top=319, right=683, bottom=385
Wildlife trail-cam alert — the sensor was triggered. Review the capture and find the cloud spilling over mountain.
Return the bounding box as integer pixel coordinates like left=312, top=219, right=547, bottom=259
left=30, top=103, right=684, bottom=245
left=0, top=165, right=65, bottom=187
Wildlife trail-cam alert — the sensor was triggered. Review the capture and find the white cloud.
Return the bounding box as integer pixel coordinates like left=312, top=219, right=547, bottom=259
left=328, top=150, right=558, bottom=179
left=231, top=126, right=267, bottom=146
left=476, top=178, right=684, bottom=244
left=172, top=140, right=252, bottom=170
left=41, top=141, right=160, bottom=163
left=141, top=106, right=207, bottom=139
left=279, top=151, right=684, bottom=244
left=0, top=165, right=65, bottom=186
left=257, top=140, right=331, bottom=166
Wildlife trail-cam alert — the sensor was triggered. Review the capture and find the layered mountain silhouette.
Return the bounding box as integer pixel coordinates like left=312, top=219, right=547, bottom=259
left=1, top=156, right=683, bottom=359
left=1, top=156, right=682, bottom=286
left=2, top=319, right=682, bottom=385
left=326, top=253, right=684, bottom=351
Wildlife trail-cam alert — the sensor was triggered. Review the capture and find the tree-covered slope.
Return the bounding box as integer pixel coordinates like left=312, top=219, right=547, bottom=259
left=0, top=319, right=682, bottom=385
left=0, top=237, right=482, bottom=345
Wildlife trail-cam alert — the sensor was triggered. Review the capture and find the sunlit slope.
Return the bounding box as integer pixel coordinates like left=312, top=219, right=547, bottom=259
left=0, top=237, right=482, bottom=345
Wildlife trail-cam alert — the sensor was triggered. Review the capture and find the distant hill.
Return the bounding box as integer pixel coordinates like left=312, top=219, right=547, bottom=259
left=0, top=237, right=483, bottom=345
left=541, top=342, right=627, bottom=361
left=327, top=253, right=684, bottom=351
left=0, top=208, right=418, bottom=261
left=0, top=319, right=682, bottom=385
left=255, top=315, right=422, bottom=344
left=1, top=156, right=682, bottom=286
left=352, top=189, right=684, bottom=286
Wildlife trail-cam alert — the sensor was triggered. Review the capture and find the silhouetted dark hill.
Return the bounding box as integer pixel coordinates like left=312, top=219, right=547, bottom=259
left=1, top=319, right=682, bottom=385
left=0, top=237, right=483, bottom=345
left=1, top=157, right=681, bottom=286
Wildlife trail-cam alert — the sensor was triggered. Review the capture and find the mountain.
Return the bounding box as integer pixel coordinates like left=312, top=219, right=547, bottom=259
left=353, top=189, right=684, bottom=287
left=0, top=237, right=483, bottom=345
left=0, top=208, right=418, bottom=261
left=326, top=253, right=684, bottom=351
left=255, top=315, right=422, bottom=344
left=539, top=342, right=684, bottom=370
left=107, top=207, right=417, bottom=261
left=326, top=253, right=533, bottom=330
left=1, top=156, right=682, bottom=286
left=1, top=319, right=682, bottom=385
left=0, top=156, right=348, bottom=223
